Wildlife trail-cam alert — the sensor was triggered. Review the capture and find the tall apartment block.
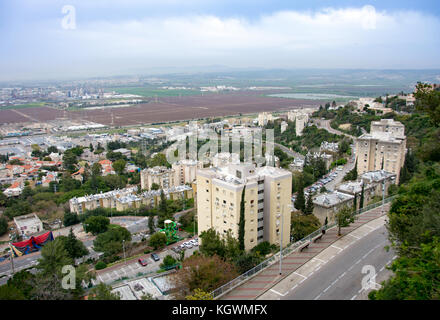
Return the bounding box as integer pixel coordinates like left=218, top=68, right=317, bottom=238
left=355, top=119, right=406, bottom=184
left=197, top=163, right=292, bottom=251
left=171, top=159, right=203, bottom=185
left=140, top=166, right=176, bottom=190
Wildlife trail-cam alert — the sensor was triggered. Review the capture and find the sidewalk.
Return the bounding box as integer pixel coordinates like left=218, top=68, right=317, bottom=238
left=220, top=203, right=390, bottom=300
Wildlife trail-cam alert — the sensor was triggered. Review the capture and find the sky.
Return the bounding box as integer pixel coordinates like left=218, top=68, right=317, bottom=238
left=1, top=0, right=440, bottom=81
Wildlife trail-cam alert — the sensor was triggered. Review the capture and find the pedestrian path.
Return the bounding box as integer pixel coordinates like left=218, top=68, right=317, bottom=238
left=220, top=203, right=390, bottom=300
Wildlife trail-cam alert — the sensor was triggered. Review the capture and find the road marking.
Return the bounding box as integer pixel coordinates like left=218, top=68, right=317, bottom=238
left=313, top=257, right=326, bottom=263
left=314, top=293, right=322, bottom=300
left=293, top=272, right=307, bottom=279
left=355, top=258, right=362, bottom=265
left=270, top=289, right=286, bottom=296
left=364, top=225, right=375, bottom=230
left=351, top=294, right=357, bottom=300
left=348, top=234, right=360, bottom=240
left=339, top=272, right=346, bottom=279
left=331, top=245, right=343, bottom=251
left=323, top=285, right=332, bottom=293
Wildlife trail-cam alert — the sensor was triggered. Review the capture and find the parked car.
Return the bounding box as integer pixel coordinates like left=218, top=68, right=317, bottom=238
left=151, top=253, right=160, bottom=262
left=138, top=258, right=148, bottom=266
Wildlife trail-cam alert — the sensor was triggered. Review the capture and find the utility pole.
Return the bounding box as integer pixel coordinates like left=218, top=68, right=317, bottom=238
left=9, top=238, right=15, bottom=275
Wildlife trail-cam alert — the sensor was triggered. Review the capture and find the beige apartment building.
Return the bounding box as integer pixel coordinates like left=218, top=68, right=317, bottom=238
left=171, top=159, right=203, bottom=185
left=356, top=119, right=406, bottom=184
left=69, top=185, right=193, bottom=214
left=197, top=163, right=292, bottom=251
left=140, top=166, right=176, bottom=190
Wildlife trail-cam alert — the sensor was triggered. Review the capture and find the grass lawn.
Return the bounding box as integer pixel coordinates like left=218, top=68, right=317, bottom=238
left=0, top=102, right=46, bottom=110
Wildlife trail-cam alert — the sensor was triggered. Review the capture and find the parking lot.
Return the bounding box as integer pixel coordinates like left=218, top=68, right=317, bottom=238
left=93, top=237, right=199, bottom=286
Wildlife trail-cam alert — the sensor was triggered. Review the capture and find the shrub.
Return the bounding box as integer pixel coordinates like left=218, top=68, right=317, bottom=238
left=95, top=261, right=107, bottom=270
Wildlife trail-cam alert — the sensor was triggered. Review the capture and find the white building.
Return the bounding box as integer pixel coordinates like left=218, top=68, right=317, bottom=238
left=14, top=213, right=44, bottom=237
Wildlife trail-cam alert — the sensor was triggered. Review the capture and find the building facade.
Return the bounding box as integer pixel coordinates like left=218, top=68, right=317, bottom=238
left=140, top=166, right=176, bottom=190
left=197, top=163, right=292, bottom=251
left=355, top=119, right=406, bottom=184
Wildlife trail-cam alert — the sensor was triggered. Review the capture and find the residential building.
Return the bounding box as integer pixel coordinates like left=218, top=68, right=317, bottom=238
left=360, top=170, right=396, bottom=197
left=258, top=112, right=274, bottom=126
left=140, top=166, right=176, bottom=190
left=172, top=159, right=203, bottom=185
left=14, top=213, right=43, bottom=237
left=69, top=185, right=193, bottom=214
left=355, top=119, right=406, bottom=184
left=197, top=163, right=292, bottom=251
left=312, top=191, right=354, bottom=225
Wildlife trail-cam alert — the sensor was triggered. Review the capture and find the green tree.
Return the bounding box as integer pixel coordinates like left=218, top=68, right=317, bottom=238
left=160, top=255, right=178, bottom=269
left=112, top=159, right=126, bottom=175
left=290, top=212, right=321, bottom=242
left=149, top=232, right=167, bottom=250
left=88, top=283, right=120, bottom=300
left=199, top=228, right=225, bottom=258
left=93, top=225, right=132, bottom=257
left=238, top=186, right=246, bottom=251
left=151, top=182, right=160, bottom=190
left=58, top=228, right=89, bottom=260
left=63, top=211, right=79, bottom=227
left=0, top=284, right=25, bottom=300
left=336, top=206, right=354, bottom=236
left=185, top=288, right=213, bottom=300
left=304, top=193, right=314, bottom=215
left=414, top=82, right=440, bottom=126
left=7, top=270, right=35, bottom=299
left=0, top=216, right=7, bottom=236
left=84, top=216, right=110, bottom=235
left=91, top=162, right=102, bottom=176
left=294, top=177, right=306, bottom=212
left=359, top=183, right=365, bottom=209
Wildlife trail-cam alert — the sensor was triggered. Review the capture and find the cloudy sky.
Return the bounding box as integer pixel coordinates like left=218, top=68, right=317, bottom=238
left=1, top=0, right=440, bottom=81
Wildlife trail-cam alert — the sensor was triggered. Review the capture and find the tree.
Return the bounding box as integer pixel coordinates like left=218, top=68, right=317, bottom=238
left=160, top=255, right=178, bottom=269
left=91, top=162, right=102, bottom=176
left=93, top=225, right=132, bottom=257
left=159, top=190, right=168, bottom=214
left=290, top=212, right=321, bottom=242
left=58, top=228, right=89, bottom=260
left=148, top=212, right=156, bottom=234
left=149, top=232, right=167, bottom=250
left=172, top=254, right=238, bottom=299
left=353, top=193, right=357, bottom=212
left=414, top=82, right=440, bottom=126
left=84, top=216, right=110, bottom=235
left=88, top=283, right=120, bottom=300
left=37, top=239, right=73, bottom=276
left=199, top=228, right=225, bottom=258
left=0, top=216, right=7, bottom=236
left=151, top=182, right=160, bottom=190
left=294, top=177, right=306, bottom=212
left=304, top=193, right=314, bottom=215
left=112, top=159, right=126, bottom=175
left=0, top=284, right=25, bottom=300
left=63, top=211, right=79, bottom=227
left=186, top=288, right=213, bottom=300
left=7, top=270, right=35, bottom=299
left=369, top=238, right=440, bottom=300
left=359, top=183, right=365, bottom=209
left=336, top=206, right=354, bottom=236
left=238, top=186, right=246, bottom=251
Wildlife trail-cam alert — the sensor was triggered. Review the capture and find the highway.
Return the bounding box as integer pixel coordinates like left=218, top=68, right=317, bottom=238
left=278, top=224, right=395, bottom=300
left=273, top=142, right=305, bottom=160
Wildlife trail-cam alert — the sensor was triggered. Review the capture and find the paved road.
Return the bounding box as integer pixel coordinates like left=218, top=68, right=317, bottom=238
left=274, top=142, right=305, bottom=160
left=281, top=224, right=394, bottom=300
left=312, top=119, right=356, bottom=140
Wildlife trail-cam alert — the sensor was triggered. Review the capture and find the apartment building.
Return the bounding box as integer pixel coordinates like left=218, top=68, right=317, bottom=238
left=140, top=166, right=176, bottom=190
left=355, top=119, right=406, bottom=184
left=197, top=163, right=292, bottom=251
left=171, top=159, right=203, bottom=185
left=69, top=185, right=193, bottom=214
left=312, top=191, right=354, bottom=225
left=258, top=112, right=274, bottom=126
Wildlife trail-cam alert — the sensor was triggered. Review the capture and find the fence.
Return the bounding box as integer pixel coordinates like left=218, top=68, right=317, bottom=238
left=211, top=195, right=397, bottom=299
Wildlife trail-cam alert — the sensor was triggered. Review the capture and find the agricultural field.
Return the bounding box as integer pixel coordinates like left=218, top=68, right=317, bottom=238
left=107, top=87, right=206, bottom=97
left=79, top=92, right=323, bottom=126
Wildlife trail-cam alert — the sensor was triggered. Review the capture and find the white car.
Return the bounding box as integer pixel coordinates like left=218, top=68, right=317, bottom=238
left=185, top=243, right=193, bottom=249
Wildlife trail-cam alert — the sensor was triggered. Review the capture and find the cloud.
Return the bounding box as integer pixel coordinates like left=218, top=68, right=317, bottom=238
left=2, top=5, right=440, bottom=80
